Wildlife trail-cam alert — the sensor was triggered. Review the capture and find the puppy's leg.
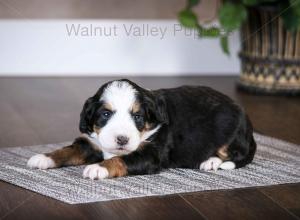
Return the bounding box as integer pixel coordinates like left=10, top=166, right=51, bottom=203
left=200, top=145, right=235, bottom=171
left=218, top=116, right=256, bottom=170
left=83, top=143, right=160, bottom=180
left=217, top=144, right=236, bottom=170
left=27, top=136, right=103, bottom=169
left=83, top=157, right=126, bottom=179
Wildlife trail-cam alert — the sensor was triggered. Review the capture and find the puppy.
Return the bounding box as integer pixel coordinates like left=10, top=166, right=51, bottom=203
left=27, top=79, right=256, bottom=180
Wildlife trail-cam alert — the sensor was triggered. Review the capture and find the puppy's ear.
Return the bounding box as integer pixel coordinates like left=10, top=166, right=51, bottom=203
left=79, top=97, right=100, bottom=134
left=79, top=83, right=108, bottom=134
left=155, top=95, right=169, bottom=124
left=144, top=94, right=169, bottom=125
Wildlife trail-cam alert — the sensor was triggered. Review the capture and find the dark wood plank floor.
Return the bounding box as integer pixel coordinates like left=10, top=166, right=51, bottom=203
left=0, top=76, right=299, bottom=220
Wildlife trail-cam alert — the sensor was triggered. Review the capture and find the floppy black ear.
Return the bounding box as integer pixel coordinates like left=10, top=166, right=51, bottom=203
left=79, top=97, right=100, bottom=134
left=144, top=93, right=169, bottom=125
left=155, top=95, right=169, bottom=124
left=79, top=83, right=108, bottom=134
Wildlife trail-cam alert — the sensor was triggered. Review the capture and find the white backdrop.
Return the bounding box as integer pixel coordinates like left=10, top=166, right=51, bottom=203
left=0, top=20, right=241, bottom=76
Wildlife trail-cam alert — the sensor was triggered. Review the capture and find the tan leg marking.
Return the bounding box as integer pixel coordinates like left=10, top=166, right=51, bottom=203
left=46, top=136, right=101, bottom=167
left=45, top=144, right=85, bottom=167
left=216, top=144, right=230, bottom=161
left=100, top=157, right=128, bottom=178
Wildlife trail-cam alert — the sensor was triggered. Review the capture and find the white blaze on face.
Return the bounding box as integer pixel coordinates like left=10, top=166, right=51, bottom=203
left=97, top=81, right=141, bottom=155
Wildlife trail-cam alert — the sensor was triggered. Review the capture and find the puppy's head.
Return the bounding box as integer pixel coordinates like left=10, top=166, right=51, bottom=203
left=79, top=79, right=168, bottom=155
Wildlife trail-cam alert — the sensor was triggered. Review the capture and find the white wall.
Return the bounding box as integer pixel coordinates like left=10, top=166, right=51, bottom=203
left=0, top=20, right=240, bottom=76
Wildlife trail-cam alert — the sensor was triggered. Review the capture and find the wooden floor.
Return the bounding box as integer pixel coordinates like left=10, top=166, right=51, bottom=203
left=0, top=76, right=299, bottom=220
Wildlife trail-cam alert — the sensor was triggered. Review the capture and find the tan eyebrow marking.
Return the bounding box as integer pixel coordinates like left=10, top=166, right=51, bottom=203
left=132, top=102, right=141, bottom=113
left=103, top=103, right=113, bottom=111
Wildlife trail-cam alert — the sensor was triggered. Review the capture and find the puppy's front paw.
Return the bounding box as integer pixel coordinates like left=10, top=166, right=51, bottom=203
left=27, top=154, right=55, bottom=169
left=83, top=164, right=109, bottom=180
left=200, top=157, right=222, bottom=171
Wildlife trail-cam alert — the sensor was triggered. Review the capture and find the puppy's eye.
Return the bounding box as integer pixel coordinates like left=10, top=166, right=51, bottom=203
left=101, top=111, right=112, bottom=119
left=133, top=114, right=143, bottom=122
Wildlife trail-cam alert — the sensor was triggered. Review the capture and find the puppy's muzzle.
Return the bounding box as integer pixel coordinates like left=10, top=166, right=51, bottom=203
left=116, top=135, right=129, bottom=146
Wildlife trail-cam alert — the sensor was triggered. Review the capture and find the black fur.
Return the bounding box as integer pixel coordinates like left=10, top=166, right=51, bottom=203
left=72, top=137, right=104, bottom=164
left=78, top=79, right=256, bottom=175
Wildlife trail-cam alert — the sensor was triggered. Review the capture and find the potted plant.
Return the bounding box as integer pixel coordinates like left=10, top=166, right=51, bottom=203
left=179, top=0, right=300, bottom=95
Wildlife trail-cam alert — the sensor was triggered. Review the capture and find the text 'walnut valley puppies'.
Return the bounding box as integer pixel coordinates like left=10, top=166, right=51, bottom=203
left=28, top=79, right=256, bottom=180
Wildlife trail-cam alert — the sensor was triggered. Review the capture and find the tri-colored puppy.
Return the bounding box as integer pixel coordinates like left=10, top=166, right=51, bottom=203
left=27, top=79, right=256, bottom=180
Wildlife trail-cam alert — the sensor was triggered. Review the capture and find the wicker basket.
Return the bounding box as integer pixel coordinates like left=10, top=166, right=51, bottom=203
left=238, top=6, right=300, bottom=95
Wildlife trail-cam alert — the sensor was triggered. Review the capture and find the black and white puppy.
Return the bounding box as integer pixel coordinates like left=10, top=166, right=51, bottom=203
left=27, top=79, right=256, bottom=180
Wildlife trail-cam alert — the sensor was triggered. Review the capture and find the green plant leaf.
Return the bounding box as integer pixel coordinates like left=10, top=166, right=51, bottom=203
left=281, top=0, right=300, bottom=31
left=187, top=0, right=200, bottom=8
left=219, top=2, right=248, bottom=32
left=178, top=10, right=198, bottom=28
left=290, top=0, right=300, bottom=15
left=281, top=11, right=300, bottom=31
left=220, top=36, right=230, bottom=55
left=200, top=27, right=220, bottom=37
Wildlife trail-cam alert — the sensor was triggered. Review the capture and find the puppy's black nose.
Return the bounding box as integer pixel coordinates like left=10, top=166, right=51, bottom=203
left=116, top=136, right=129, bottom=146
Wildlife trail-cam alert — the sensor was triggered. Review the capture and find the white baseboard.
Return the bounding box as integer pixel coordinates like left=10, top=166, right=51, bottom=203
left=0, top=20, right=241, bottom=76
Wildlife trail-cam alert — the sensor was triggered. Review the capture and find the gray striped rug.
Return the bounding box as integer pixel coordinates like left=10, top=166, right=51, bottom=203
left=0, top=133, right=299, bottom=204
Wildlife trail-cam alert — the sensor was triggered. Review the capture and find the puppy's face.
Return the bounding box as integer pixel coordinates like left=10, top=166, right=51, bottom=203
left=80, top=80, right=167, bottom=155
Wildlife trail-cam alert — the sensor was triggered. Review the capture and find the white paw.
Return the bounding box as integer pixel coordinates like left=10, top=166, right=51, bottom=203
left=27, top=154, right=55, bottom=169
left=200, top=157, right=222, bottom=171
left=219, top=161, right=236, bottom=170
left=83, top=164, right=109, bottom=180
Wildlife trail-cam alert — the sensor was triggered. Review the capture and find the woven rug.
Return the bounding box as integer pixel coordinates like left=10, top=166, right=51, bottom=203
left=0, top=133, right=299, bottom=204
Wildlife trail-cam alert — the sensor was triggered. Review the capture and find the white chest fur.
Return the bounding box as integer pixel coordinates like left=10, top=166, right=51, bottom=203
left=102, top=151, right=117, bottom=159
